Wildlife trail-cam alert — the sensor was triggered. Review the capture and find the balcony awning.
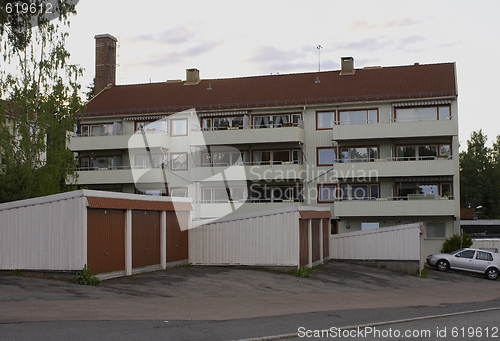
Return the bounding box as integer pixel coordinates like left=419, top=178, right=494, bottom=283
left=392, top=100, right=452, bottom=107
left=394, top=176, right=453, bottom=182
left=198, top=111, right=248, bottom=117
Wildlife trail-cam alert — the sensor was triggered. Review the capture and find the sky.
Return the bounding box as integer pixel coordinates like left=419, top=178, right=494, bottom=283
left=63, top=0, right=500, bottom=150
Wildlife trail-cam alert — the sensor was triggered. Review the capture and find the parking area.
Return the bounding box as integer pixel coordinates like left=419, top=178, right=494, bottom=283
left=0, top=260, right=495, bottom=302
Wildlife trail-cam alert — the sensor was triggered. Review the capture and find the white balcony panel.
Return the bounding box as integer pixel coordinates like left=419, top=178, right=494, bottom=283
left=190, top=163, right=306, bottom=182
left=334, top=199, right=456, bottom=217
left=190, top=126, right=305, bottom=146
left=76, top=169, right=165, bottom=185
left=332, top=119, right=456, bottom=141
left=69, top=133, right=169, bottom=151
left=331, top=159, right=455, bottom=178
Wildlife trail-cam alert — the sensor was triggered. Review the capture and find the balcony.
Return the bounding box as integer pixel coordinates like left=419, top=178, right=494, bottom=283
left=69, top=131, right=169, bottom=152
left=330, top=157, right=456, bottom=178
left=194, top=200, right=305, bottom=219
left=76, top=166, right=166, bottom=185
left=332, top=119, right=457, bottom=141
left=333, top=197, right=456, bottom=218
left=190, top=124, right=305, bottom=146
left=190, top=162, right=306, bottom=182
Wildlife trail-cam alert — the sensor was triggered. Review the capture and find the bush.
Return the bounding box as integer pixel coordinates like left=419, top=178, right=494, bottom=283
left=75, top=264, right=101, bottom=286
left=441, top=232, right=473, bottom=253
left=291, top=266, right=312, bottom=278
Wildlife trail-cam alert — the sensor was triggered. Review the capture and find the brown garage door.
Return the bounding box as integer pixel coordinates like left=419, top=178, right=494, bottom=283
left=299, top=219, right=309, bottom=266
left=132, top=210, right=161, bottom=269
left=87, top=208, right=125, bottom=274
left=312, top=219, right=321, bottom=262
left=323, top=218, right=329, bottom=258
left=166, top=211, right=188, bottom=262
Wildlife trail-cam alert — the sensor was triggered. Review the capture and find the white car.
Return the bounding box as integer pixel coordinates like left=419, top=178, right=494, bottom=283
left=426, top=248, right=500, bottom=280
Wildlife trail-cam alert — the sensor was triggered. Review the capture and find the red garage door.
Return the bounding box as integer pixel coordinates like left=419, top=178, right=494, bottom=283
left=132, top=210, right=161, bottom=268
left=87, top=208, right=125, bottom=274
left=299, top=219, right=309, bottom=266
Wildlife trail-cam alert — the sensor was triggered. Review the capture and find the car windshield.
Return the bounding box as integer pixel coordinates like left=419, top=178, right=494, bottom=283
left=450, top=249, right=466, bottom=255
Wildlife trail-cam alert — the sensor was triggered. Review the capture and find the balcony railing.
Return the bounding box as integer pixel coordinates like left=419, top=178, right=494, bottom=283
left=193, top=122, right=304, bottom=132
left=192, top=160, right=303, bottom=167
left=71, top=129, right=168, bottom=138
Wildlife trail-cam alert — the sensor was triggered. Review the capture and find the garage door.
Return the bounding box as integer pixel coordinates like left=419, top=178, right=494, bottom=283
left=166, top=211, right=188, bottom=262
left=132, top=210, right=161, bottom=269
left=87, top=208, right=125, bottom=274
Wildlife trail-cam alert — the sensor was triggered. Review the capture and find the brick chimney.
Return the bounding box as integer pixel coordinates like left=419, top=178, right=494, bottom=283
left=94, top=34, right=117, bottom=94
left=340, top=56, right=355, bottom=75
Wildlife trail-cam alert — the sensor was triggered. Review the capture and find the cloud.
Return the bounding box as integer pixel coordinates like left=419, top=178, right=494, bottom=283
left=127, top=41, right=223, bottom=68
left=128, top=27, right=197, bottom=45
left=247, top=46, right=316, bottom=73
left=349, top=18, right=421, bottom=32
left=333, top=35, right=427, bottom=53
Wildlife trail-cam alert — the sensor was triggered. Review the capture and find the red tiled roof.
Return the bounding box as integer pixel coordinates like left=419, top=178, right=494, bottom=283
left=84, top=63, right=457, bottom=117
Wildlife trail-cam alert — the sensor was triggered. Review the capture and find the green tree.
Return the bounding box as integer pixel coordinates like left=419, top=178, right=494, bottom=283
left=0, top=1, right=82, bottom=203
left=459, top=130, right=500, bottom=219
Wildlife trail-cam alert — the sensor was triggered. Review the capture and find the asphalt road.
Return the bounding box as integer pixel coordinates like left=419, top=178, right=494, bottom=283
left=0, top=261, right=499, bottom=340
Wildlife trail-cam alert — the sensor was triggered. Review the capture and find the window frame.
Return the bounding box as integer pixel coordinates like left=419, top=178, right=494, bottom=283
left=317, top=147, right=336, bottom=166
left=337, top=108, right=378, bottom=125
left=395, top=105, right=451, bottom=122
left=170, top=118, right=188, bottom=136
left=317, top=184, right=338, bottom=203
left=316, top=111, right=336, bottom=130
left=170, top=152, right=188, bottom=170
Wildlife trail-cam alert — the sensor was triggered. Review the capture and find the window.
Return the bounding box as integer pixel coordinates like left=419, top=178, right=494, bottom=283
left=340, top=147, right=378, bottom=163
left=135, top=154, right=165, bottom=168
left=340, top=184, right=379, bottom=200
left=317, top=112, right=335, bottom=129
left=80, top=125, right=89, bottom=136
left=203, top=151, right=242, bottom=166
left=249, top=185, right=303, bottom=202
left=171, top=119, right=187, bottom=136
left=456, top=250, right=475, bottom=259
left=253, top=150, right=298, bottom=165
left=397, top=181, right=452, bottom=199
left=395, top=106, right=451, bottom=122
left=317, top=148, right=336, bottom=166
left=202, top=118, right=212, bottom=131
left=396, top=144, right=451, bottom=161
left=426, top=222, right=446, bottom=238
left=476, top=251, right=494, bottom=261
left=136, top=120, right=168, bottom=134
left=253, top=114, right=290, bottom=128
left=170, top=188, right=188, bottom=197
left=318, top=185, right=337, bottom=202
left=338, top=109, right=377, bottom=125
left=170, top=153, right=187, bottom=170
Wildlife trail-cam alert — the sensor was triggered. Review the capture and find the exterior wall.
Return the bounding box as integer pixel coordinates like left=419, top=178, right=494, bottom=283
left=0, top=195, right=87, bottom=271
left=330, top=223, right=423, bottom=262
left=189, top=211, right=300, bottom=266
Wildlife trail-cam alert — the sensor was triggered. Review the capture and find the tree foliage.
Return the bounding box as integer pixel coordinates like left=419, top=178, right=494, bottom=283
left=460, top=130, right=500, bottom=218
left=0, top=1, right=82, bottom=203
left=441, top=232, right=473, bottom=254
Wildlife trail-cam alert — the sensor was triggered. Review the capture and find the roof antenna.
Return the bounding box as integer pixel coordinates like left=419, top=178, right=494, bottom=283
left=317, top=45, right=322, bottom=71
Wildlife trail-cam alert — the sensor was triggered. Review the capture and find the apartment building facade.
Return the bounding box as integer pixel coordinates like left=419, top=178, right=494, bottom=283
left=69, top=35, right=460, bottom=253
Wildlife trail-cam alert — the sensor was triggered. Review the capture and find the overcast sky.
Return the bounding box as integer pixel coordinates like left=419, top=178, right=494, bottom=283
left=65, top=0, right=500, bottom=150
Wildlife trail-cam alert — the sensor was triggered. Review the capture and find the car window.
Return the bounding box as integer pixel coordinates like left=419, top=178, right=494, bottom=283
left=456, top=250, right=475, bottom=259
left=476, top=251, right=493, bottom=261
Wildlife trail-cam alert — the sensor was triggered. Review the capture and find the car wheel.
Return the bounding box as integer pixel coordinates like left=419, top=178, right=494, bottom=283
left=436, top=259, right=449, bottom=271
left=485, top=267, right=499, bottom=280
